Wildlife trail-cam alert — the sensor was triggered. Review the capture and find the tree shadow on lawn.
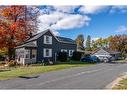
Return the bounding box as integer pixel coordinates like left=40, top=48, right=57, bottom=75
left=18, top=75, right=40, bottom=79
left=0, top=69, right=11, bottom=72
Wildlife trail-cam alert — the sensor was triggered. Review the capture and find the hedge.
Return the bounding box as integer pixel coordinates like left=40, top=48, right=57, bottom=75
left=57, top=52, right=67, bottom=62
left=71, top=51, right=82, bottom=61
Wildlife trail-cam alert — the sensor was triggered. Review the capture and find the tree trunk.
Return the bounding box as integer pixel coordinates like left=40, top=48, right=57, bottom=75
left=8, top=47, right=14, bottom=61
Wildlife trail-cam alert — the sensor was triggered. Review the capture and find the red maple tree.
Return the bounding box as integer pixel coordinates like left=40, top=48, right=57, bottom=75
left=0, top=6, right=40, bottom=60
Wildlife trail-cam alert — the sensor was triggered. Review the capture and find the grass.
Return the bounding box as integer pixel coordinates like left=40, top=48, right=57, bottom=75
left=0, top=61, right=95, bottom=80
left=0, top=61, right=4, bottom=65
left=112, top=59, right=127, bottom=63
left=113, top=79, right=127, bottom=89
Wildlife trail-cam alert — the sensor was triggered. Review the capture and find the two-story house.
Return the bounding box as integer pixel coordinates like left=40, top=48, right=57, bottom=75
left=15, top=29, right=77, bottom=64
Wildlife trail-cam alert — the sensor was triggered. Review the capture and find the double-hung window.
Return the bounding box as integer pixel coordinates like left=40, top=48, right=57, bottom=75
left=32, top=49, right=37, bottom=58
left=44, top=35, right=52, bottom=44
left=25, top=49, right=30, bottom=58
left=69, top=50, right=74, bottom=57
left=43, top=48, right=52, bottom=57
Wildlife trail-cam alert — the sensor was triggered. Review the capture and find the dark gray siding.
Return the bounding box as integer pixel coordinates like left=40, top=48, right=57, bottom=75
left=36, top=30, right=77, bottom=62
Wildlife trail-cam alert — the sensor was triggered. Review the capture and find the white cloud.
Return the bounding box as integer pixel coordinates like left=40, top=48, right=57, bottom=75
left=52, top=30, right=60, bottom=36
left=110, top=6, right=127, bottom=13
left=51, top=14, right=91, bottom=30
left=38, top=11, right=91, bottom=31
left=38, top=12, right=65, bottom=31
left=79, top=6, right=107, bottom=14
left=38, top=5, right=110, bottom=32
left=116, top=26, right=127, bottom=32
left=39, top=12, right=65, bottom=25
left=53, top=6, right=78, bottom=13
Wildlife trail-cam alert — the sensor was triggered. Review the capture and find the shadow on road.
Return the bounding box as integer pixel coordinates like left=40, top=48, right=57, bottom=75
left=109, top=62, right=127, bottom=64
left=18, top=75, right=40, bottom=79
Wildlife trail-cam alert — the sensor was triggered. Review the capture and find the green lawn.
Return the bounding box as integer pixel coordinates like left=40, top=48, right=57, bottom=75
left=112, top=59, right=127, bottom=63
left=113, top=79, right=127, bottom=89
left=0, top=62, right=95, bottom=80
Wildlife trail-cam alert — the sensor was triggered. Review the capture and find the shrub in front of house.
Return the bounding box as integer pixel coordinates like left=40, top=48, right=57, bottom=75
left=57, top=52, right=67, bottom=62
left=8, top=60, right=17, bottom=67
left=71, top=51, right=82, bottom=61
left=0, top=55, right=5, bottom=61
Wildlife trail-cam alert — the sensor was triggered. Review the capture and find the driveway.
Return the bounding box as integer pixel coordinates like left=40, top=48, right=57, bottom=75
left=0, top=62, right=127, bottom=89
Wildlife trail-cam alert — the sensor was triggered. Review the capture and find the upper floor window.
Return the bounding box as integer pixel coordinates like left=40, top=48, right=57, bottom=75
left=44, top=35, right=52, bottom=44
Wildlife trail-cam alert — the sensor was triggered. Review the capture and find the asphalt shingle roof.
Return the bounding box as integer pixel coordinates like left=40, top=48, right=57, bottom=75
left=92, top=47, right=120, bottom=55
left=16, top=29, right=76, bottom=48
left=24, top=29, right=76, bottom=44
left=103, top=48, right=120, bottom=54
left=16, top=41, right=37, bottom=48
left=25, top=29, right=49, bottom=43
left=56, top=36, right=76, bottom=44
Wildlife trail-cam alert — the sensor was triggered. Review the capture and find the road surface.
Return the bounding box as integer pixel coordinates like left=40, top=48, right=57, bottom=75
left=0, top=63, right=127, bottom=89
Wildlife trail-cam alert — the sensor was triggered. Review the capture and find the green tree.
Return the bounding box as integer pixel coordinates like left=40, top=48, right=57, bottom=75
left=86, top=35, right=91, bottom=51
left=95, top=38, right=108, bottom=48
left=76, top=34, right=84, bottom=50
left=109, top=34, right=127, bottom=58
left=91, top=40, right=97, bottom=51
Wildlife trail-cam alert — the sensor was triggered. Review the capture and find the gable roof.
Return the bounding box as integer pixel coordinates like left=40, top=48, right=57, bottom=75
left=24, top=29, right=76, bottom=44
left=56, top=36, right=76, bottom=44
left=92, top=47, right=120, bottom=55
left=24, top=29, right=50, bottom=43
left=16, top=41, right=37, bottom=48
left=16, top=29, right=76, bottom=48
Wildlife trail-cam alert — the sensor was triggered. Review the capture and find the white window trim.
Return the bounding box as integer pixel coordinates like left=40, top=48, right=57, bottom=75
left=43, top=48, right=52, bottom=57
left=44, top=35, right=52, bottom=44
left=32, top=49, right=37, bottom=59
left=61, top=49, right=67, bottom=52
left=69, top=50, right=74, bottom=57
left=25, top=49, right=30, bottom=59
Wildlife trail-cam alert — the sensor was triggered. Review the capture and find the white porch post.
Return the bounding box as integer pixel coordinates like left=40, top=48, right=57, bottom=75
left=23, top=48, right=26, bottom=66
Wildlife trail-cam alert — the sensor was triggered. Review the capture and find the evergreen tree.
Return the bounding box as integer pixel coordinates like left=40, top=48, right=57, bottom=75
left=86, top=35, right=91, bottom=51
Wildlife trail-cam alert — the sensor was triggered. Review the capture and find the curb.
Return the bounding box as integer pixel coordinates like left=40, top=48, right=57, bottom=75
left=105, top=72, right=127, bottom=89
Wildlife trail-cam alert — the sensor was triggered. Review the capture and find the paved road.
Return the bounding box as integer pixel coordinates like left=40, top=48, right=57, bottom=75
left=0, top=63, right=127, bottom=89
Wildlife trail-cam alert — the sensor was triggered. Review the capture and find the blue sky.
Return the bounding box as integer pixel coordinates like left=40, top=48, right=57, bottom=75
left=39, top=6, right=127, bottom=40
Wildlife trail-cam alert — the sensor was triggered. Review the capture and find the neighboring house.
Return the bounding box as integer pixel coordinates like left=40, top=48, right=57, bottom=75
left=77, top=48, right=85, bottom=53
left=92, top=47, right=121, bottom=61
left=15, top=29, right=77, bottom=64
left=77, top=49, right=92, bottom=56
